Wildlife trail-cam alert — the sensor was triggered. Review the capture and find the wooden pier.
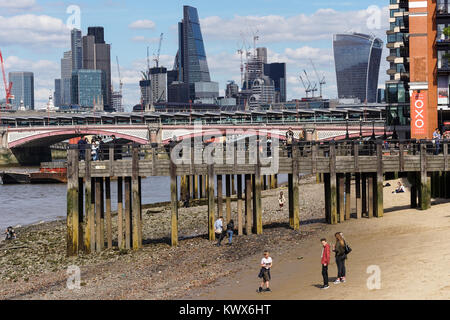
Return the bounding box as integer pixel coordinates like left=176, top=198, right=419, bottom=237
left=66, top=140, right=450, bottom=256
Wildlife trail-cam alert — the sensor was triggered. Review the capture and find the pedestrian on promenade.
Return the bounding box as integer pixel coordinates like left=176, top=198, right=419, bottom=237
left=258, top=250, right=272, bottom=293
left=433, top=128, right=441, bottom=155
left=226, top=219, right=234, bottom=245
left=332, top=232, right=347, bottom=284
left=214, top=216, right=224, bottom=246
left=278, top=191, right=286, bottom=210
left=320, top=238, right=331, bottom=290
left=286, top=128, right=294, bottom=158
left=78, top=137, right=87, bottom=160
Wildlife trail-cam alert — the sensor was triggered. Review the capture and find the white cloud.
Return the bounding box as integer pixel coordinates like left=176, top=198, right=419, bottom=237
left=0, top=0, right=36, bottom=12
left=131, top=36, right=161, bottom=44
left=129, top=19, right=156, bottom=30
left=0, top=14, right=70, bottom=47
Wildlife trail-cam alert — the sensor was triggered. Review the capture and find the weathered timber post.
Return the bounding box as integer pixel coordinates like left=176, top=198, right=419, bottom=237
left=105, top=177, right=112, bottom=248
left=95, top=177, right=103, bottom=252
left=355, top=173, right=362, bottom=219
left=245, top=174, right=252, bottom=235
left=362, top=173, right=367, bottom=216
left=408, top=172, right=418, bottom=208
left=263, top=175, right=267, bottom=191
left=289, top=145, right=300, bottom=230
left=100, top=180, right=105, bottom=248
left=202, top=174, right=207, bottom=198
left=193, top=175, right=199, bottom=199
left=207, top=165, right=216, bottom=241
left=170, top=158, right=178, bottom=246
left=84, top=150, right=94, bottom=253
left=67, top=147, right=80, bottom=256
left=180, top=176, right=187, bottom=201
left=124, top=177, right=132, bottom=249
left=131, top=146, right=142, bottom=250
left=345, top=173, right=351, bottom=220
left=225, top=175, right=232, bottom=223
left=337, top=174, right=345, bottom=223
left=375, top=141, right=384, bottom=218
left=232, top=175, right=236, bottom=195
left=237, top=174, right=243, bottom=236
left=217, top=174, right=223, bottom=218
left=77, top=177, right=84, bottom=252
left=420, top=143, right=431, bottom=210
left=324, top=173, right=331, bottom=223
left=367, top=174, right=374, bottom=218
left=329, top=142, right=338, bottom=224
left=253, top=155, right=263, bottom=234
left=117, top=177, right=124, bottom=249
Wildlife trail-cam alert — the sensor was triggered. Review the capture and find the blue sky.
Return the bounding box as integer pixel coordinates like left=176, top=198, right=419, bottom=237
left=0, top=0, right=390, bottom=110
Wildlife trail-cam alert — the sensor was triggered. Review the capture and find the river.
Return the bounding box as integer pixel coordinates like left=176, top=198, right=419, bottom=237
left=0, top=167, right=287, bottom=231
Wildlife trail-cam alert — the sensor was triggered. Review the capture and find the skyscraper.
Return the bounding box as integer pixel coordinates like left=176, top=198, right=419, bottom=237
left=83, top=27, right=112, bottom=107
left=61, top=51, right=72, bottom=106
left=71, top=29, right=83, bottom=71
left=333, top=33, right=383, bottom=103
left=264, top=62, right=287, bottom=102
left=9, top=72, right=34, bottom=110
left=150, top=67, right=168, bottom=103
left=71, top=69, right=103, bottom=108
left=54, top=79, right=62, bottom=107
left=176, top=5, right=217, bottom=101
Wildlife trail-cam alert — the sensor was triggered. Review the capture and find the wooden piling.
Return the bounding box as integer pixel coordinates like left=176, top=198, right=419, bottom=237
left=329, top=142, right=338, bottom=224
left=367, top=174, right=374, bottom=219
left=375, top=142, right=384, bottom=218
left=207, top=165, right=215, bottom=241
left=217, top=175, right=223, bottom=218
left=420, top=143, right=431, bottom=210
left=245, top=174, right=252, bottom=235
left=355, top=173, right=362, bottom=219
left=253, top=161, right=263, bottom=234
left=345, top=173, right=351, bottom=220
left=232, top=175, right=236, bottom=195
left=170, top=159, right=178, bottom=246
left=124, top=177, right=131, bottom=250
left=193, top=175, right=198, bottom=199
left=225, top=175, right=232, bottom=223
left=117, top=177, right=124, bottom=249
left=67, top=148, right=80, bottom=256
left=324, top=173, right=331, bottom=223
left=362, top=173, right=367, bottom=216
left=337, top=174, right=345, bottom=223
left=105, top=177, right=112, bottom=248
left=84, top=151, right=94, bottom=253
left=95, top=177, right=103, bottom=252
left=289, top=147, right=300, bottom=230
left=132, top=146, right=142, bottom=250
left=237, top=174, right=243, bottom=236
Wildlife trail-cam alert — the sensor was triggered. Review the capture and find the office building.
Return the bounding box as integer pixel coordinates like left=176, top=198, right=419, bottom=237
left=83, top=27, right=112, bottom=107
left=248, top=76, right=275, bottom=106
left=333, top=33, right=383, bottom=103
left=150, top=67, right=168, bottom=103
left=175, top=5, right=217, bottom=101
left=8, top=72, right=34, bottom=110
left=386, top=0, right=410, bottom=127
left=71, top=69, right=103, bottom=108
left=112, top=91, right=123, bottom=112
left=61, top=51, right=72, bottom=106
left=139, top=80, right=152, bottom=107
left=226, top=81, right=239, bottom=98
left=264, top=62, right=287, bottom=102
left=167, top=70, right=178, bottom=87
left=71, top=29, right=83, bottom=71
left=54, top=79, right=62, bottom=107
left=168, top=82, right=190, bottom=103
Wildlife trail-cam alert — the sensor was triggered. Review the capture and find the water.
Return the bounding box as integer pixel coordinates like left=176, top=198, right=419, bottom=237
left=0, top=167, right=288, bottom=231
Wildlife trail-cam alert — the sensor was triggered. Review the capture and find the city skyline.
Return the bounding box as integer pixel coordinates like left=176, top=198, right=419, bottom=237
left=0, top=0, right=390, bottom=110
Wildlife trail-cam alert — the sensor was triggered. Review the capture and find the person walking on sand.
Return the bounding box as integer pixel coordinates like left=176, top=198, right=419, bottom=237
left=320, top=238, right=331, bottom=290
left=226, top=219, right=234, bottom=245
left=278, top=191, right=286, bottom=210
left=332, top=232, right=347, bottom=284
left=214, top=216, right=225, bottom=246
left=258, top=250, right=273, bottom=293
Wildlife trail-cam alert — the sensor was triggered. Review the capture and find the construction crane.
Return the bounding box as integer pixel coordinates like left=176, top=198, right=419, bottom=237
left=299, top=74, right=311, bottom=98
left=153, top=33, right=164, bottom=68
left=303, top=70, right=318, bottom=98
left=310, top=59, right=326, bottom=98
left=0, top=49, right=13, bottom=109
left=116, top=56, right=123, bottom=112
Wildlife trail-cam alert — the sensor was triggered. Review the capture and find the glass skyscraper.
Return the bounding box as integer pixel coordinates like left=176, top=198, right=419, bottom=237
left=176, top=5, right=213, bottom=100
left=333, top=33, right=383, bottom=103
left=8, top=72, right=34, bottom=110
left=71, top=69, right=103, bottom=108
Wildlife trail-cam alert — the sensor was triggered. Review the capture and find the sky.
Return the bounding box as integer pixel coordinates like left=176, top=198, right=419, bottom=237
left=0, top=0, right=390, bottom=110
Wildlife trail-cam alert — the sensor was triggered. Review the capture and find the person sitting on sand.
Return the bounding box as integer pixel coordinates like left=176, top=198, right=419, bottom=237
left=393, top=182, right=405, bottom=194
left=278, top=191, right=286, bottom=210
left=258, top=250, right=273, bottom=293
left=4, top=226, right=16, bottom=240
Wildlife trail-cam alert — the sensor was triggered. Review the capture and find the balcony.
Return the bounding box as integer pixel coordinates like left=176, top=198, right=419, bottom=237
left=437, top=1, right=450, bottom=20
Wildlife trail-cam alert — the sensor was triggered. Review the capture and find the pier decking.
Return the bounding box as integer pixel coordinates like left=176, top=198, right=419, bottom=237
left=66, top=140, right=450, bottom=256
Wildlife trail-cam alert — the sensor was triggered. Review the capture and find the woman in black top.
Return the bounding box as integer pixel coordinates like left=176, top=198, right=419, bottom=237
left=333, top=232, right=346, bottom=284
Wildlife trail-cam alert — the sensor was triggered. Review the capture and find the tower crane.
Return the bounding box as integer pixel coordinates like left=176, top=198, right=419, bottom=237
left=310, top=59, right=326, bottom=98
left=153, top=33, right=164, bottom=68
left=303, top=70, right=318, bottom=98
left=0, top=49, right=13, bottom=109
left=116, top=56, right=123, bottom=111
left=299, top=74, right=311, bottom=98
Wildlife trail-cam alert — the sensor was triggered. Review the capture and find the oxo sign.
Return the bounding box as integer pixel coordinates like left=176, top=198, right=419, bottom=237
left=411, top=91, right=428, bottom=138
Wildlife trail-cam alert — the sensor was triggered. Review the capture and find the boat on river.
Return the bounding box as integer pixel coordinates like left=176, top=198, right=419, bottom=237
left=0, top=162, right=67, bottom=185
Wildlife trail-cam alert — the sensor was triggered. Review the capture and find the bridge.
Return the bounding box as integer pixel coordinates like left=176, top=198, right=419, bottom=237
left=65, top=140, right=449, bottom=256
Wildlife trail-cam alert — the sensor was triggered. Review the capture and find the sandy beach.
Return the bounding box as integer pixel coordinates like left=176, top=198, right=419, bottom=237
left=0, top=176, right=449, bottom=300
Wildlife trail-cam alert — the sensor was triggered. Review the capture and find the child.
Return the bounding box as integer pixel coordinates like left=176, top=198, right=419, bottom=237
left=258, top=250, right=273, bottom=293
left=278, top=191, right=286, bottom=210
left=320, top=238, right=330, bottom=290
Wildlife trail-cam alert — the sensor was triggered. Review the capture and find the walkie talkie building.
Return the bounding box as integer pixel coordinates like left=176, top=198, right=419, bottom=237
left=333, top=33, right=383, bottom=103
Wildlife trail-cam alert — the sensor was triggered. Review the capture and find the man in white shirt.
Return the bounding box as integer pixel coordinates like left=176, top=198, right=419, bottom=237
left=258, top=250, right=273, bottom=293
left=214, top=217, right=224, bottom=246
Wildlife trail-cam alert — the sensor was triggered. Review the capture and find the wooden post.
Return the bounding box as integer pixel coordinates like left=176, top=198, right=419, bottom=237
left=232, top=175, right=236, bottom=195
left=329, top=142, right=338, bottom=224
left=375, top=142, right=384, bottom=218
left=124, top=177, right=131, bottom=250
left=105, top=177, right=112, bottom=248
left=237, top=174, right=243, bottom=236
left=100, top=180, right=105, bottom=249
left=78, top=177, right=84, bottom=253
left=408, top=173, right=418, bottom=208
left=180, top=176, right=187, bottom=201
left=345, top=173, right=351, bottom=220
left=67, top=147, right=80, bottom=256
left=170, top=159, right=178, bottom=246
left=217, top=175, right=223, bottom=218
left=324, top=173, right=331, bottom=223
left=245, top=174, right=252, bottom=235
left=202, top=174, right=206, bottom=198
left=290, top=146, right=300, bottom=230
left=253, top=160, right=263, bottom=234
left=362, top=173, right=367, bottom=216
left=420, top=143, right=431, bottom=210
left=355, top=173, right=362, bottom=219
left=337, top=174, right=345, bottom=223
left=117, top=177, right=124, bottom=249
left=193, top=175, right=198, bottom=199
left=95, top=177, right=103, bottom=252
left=208, top=165, right=215, bottom=241
left=368, top=174, right=374, bottom=219
left=132, top=146, right=142, bottom=250
left=84, top=151, right=94, bottom=253
left=225, top=175, right=232, bottom=223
